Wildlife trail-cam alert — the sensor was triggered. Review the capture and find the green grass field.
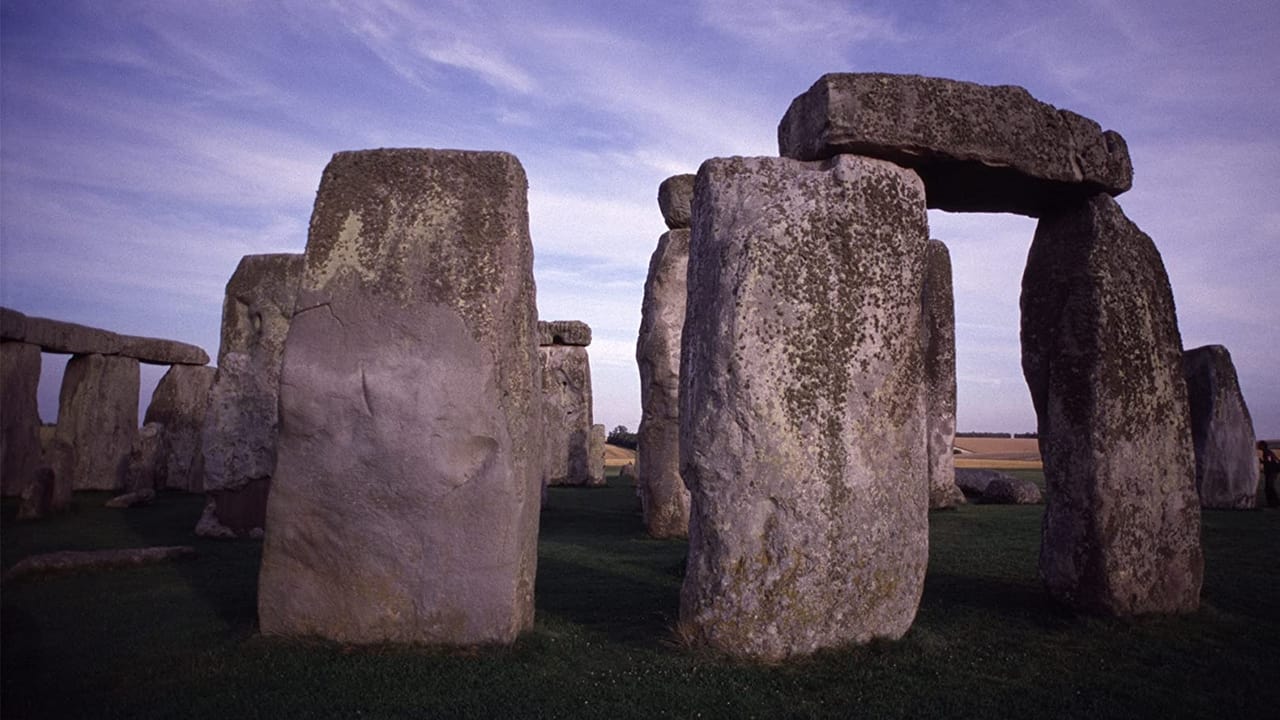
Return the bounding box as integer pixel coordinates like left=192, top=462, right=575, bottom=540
left=3, top=472, right=1279, bottom=719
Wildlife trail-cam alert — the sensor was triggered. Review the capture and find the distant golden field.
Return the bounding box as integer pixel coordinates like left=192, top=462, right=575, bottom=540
left=604, top=440, right=1044, bottom=470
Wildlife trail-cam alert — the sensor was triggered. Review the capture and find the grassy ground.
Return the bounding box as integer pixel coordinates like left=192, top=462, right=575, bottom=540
left=3, top=471, right=1278, bottom=719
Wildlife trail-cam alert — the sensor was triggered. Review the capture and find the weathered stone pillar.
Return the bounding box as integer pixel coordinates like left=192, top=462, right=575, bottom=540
left=588, top=423, right=606, bottom=486
left=55, top=353, right=139, bottom=491
left=199, top=253, right=304, bottom=537
left=637, top=173, right=694, bottom=537
left=1, top=341, right=42, bottom=497
left=538, top=320, right=597, bottom=487
left=1183, top=344, right=1258, bottom=509
left=259, top=149, right=542, bottom=645
left=923, top=239, right=965, bottom=509
left=680, top=155, right=930, bottom=660
left=144, top=364, right=215, bottom=492
left=1021, top=193, right=1202, bottom=615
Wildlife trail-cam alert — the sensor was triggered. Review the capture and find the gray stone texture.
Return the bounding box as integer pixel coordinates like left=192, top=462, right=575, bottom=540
left=201, top=254, right=303, bottom=533
left=259, top=149, right=542, bottom=646
left=145, top=364, right=215, bottom=492
left=636, top=229, right=692, bottom=538
left=657, top=173, right=696, bottom=229
left=923, top=240, right=964, bottom=509
left=1021, top=193, right=1202, bottom=615
left=123, top=422, right=165, bottom=492
left=1183, top=344, right=1258, bottom=509
left=588, top=424, right=606, bottom=486
left=0, top=306, right=208, bottom=365
left=2, top=341, right=42, bottom=497
left=955, top=468, right=1014, bottom=498
left=539, top=345, right=595, bottom=486
left=777, top=73, right=1133, bottom=217
left=537, top=320, right=591, bottom=347
left=980, top=477, right=1043, bottom=505
left=16, top=467, right=59, bottom=520
left=679, top=155, right=930, bottom=660
left=54, top=353, right=139, bottom=491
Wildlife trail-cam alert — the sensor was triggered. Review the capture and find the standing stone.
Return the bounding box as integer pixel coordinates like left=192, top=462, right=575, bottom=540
left=1183, top=345, right=1258, bottom=509
left=657, top=174, right=696, bottom=230
left=1021, top=193, right=1202, bottom=615
left=1, top=341, right=42, bottom=497
left=144, top=365, right=215, bottom=492
left=54, top=354, right=139, bottom=491
left=259, top=149, right=542, bottom=645
left=123, top=422, right=165, bottom=492
left=680, top=155, right=930, bottom=660
left=16, top=467, right=59, bottom=520
left=588, top=424, right=606, bottom=486
left=539, top=340, right=594, bottom=487
left=636, top=229, right=692, bottom=537
left=199, top=253, right=304, bottom=536
left=923, top=240, right=965, bottom=509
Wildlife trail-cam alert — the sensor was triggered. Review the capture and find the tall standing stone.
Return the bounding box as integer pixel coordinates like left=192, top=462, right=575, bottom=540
left=1, top=341, right=42, bottom=496
left=199, top=253, right=304, bottom=536
left=1183, top=345, right=1258, bottom=509
left=1021, top=193, right=1202, bottom=615
left=922, top=240, right=964, bottom=509
left=588, top=423, right=606, bottom=486
left=144, top=364, right=215, bottom=492
left=636, top=229, right=692, bottom=537
left=259, top=149, right=542, bottom=645
left=538, top=320, right=596, bottom=487
left=680, top=155, right=930, bottom=660
left=54, top=354, right=139, bottom=491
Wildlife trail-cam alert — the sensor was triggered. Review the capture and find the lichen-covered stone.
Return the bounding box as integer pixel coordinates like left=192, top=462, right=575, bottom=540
left=539, top=345, right=594, bottom=486
left=1183, top=344, right=1258, bottom=509
left=123, top=422, right=164, bottom=492
left=537, top=320, right=591, bottom=347
left=259, top=149, right=541, bottom=646
left=923, top=240, right=964, bottom=509
left=1021, top=193, right=1202, bottom=615
left=636, top=229, right=691, bottom=538
left=200, top=254, right=303, bottom=532
left=1, top=341, right=42, bottom=497
left=588, top=424, right=606, bottom=486
left=778, top=73, right=1133, bottom=217
left=145, top=365, right=215, bottom=492
left=54, top=354, right=139, bottom=491
left=0, top=306, right=208, bottom=364
left=657, top=174, right=696, bottom=230
left=679, top=154, right=930, bottom=660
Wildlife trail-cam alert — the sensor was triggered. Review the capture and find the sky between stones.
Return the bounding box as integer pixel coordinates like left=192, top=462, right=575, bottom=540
left=2, top=0, right=1277, bottom=437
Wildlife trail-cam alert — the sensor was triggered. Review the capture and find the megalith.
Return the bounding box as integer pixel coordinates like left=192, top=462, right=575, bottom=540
left=1021, top=193, right=1202, bottom=615
left=923, top=239, right=964, bottom=509
left=657, top=173, right=695, bottom=230
left=123, top=423, right=165, bottom=492
left=258, top=149, right=542, bottom=646
left=1183, top=344, right=1258, bottom=509
left=588, top=423, right=606, bottom=486
left=539, top=320, right=597, bottom=487
left=778, top=73, right=1133, bottom=216
left=679, top=154, right=930, bottom=660
left=1, top=341, right=42, bottom=497
left=54, top=353, right=139, bottom=491
left=637, top=226, right=692, bottom=538
left=199, top=253, right=304, bottom=536
left=144, top=364, right=215, bottom=492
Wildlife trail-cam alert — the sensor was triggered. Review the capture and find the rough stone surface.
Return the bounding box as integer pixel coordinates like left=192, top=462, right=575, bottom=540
left=2, top=546, right=195, bottom=582
left=203, top=478, right=272, bottom=536
left=980, top=477, right=1043, bottom=505
left=679, top=154, right=930, bottom=660
left=636, top=229, right=692, bottom=538
left=778, top=73, right=1133, bottom=217
left=145, top=365, right=215, bottom=492
left=1021, top=193, right=1202, bottom=615
left=954, top=468, right=1015, bottom=498
left=923, top=240, right=964, bottom=509
left=16, top=467, right=59, bottom=520
left=54, top=354, right=139, bottom=491
left=259, top=148, right=542, bottom=646
left=1, top=341, right=42, bottom=497
left=539, top=345, right=594, bottom=486
left=201, top=254, right=304, bottom=531
left=0, top=306, right=209, bottom=365
left=537, top=320, right=591, bottom=347
left=1183, top=345, right=1258, bottom=509
left=123, top=422, right=165, bottom=492
left=588, top=424, right=606, bottom=486
left=37, top=435, right=74, bottom=513
left=105, top=487, right=157, bottom=508
left=657, top=174, right=696, bottom=229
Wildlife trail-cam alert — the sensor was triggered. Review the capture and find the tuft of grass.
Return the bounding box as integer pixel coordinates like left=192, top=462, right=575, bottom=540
left=3, top=469, right=1279, bottom=719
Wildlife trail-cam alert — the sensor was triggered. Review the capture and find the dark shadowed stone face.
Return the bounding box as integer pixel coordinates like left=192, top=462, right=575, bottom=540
left=1021, top=192, right=1201, bottom=616
left=1183, top=344, right=1258, bottom=509
left=536, top=320, right=591, bottom=347
left=778, top=73, right=1133, bottom=217
left=1, top=341, right=42, bottom=497
left=922, top=239, right=963, bottom=510
left=657, top=174, right=696, bottom=230
left=679, top=154, right=929, bottom=660
left=55, top=353, right=139, bottom=492
left=539, top=345, right=594, bottom=487
left=144, top=364, right=215, bottom=492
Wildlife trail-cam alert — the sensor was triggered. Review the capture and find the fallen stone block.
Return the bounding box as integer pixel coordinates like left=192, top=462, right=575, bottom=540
left=3, top=546, right=196, bottom=582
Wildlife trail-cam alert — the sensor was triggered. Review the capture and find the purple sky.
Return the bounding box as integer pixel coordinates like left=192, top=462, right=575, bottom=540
left=2, top=0, right=1277, bottom=437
